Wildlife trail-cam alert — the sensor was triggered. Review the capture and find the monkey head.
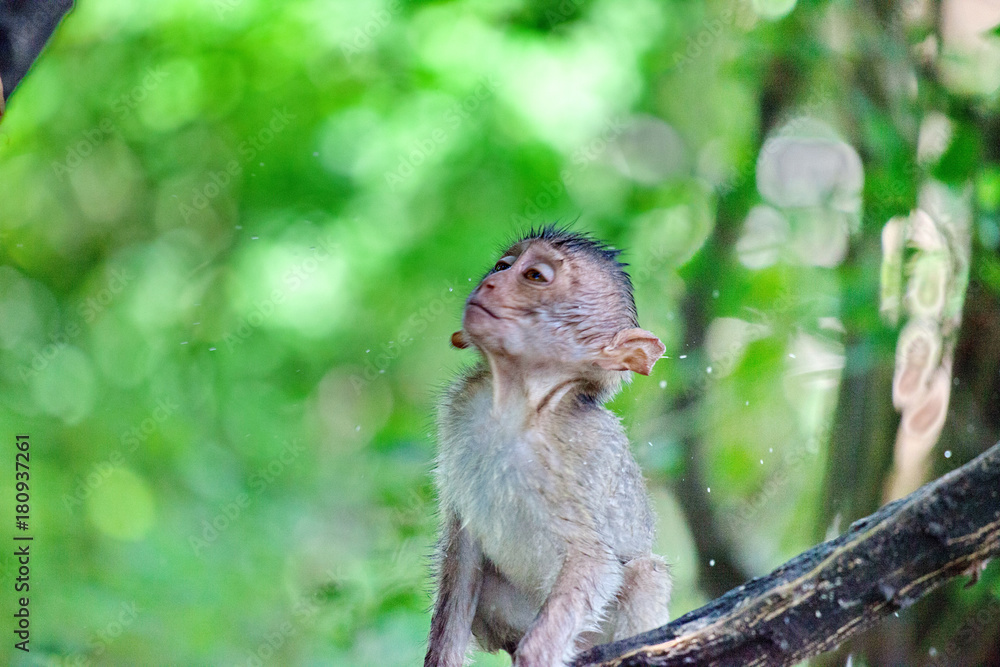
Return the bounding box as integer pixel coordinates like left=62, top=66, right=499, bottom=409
left=452, top=227, right=665, bottom=397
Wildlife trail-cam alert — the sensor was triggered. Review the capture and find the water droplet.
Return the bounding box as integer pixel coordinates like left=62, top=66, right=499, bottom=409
left=707, top=487, right=711, bottom=493
left=209, top=347, right=216, bottom=351
left=815, top=610, right=822, bottom=618
left=706, top=366, right=712, bottom=373
left=788, top=353, right=796, bottom=359
left=679, top=354, right=687, bottom=359
left=760, top=459, right=764, bottom=465
left=944, top=450, right=952, bottom=458
left=709, top=559, right=716, bottom=567
left=355, top=425, right=361, bottom=432
left=659, top=380, right=667, bottom=389
left=712, top=290, right=719, bottom=298
left=180, top=341, right=188, bottom=345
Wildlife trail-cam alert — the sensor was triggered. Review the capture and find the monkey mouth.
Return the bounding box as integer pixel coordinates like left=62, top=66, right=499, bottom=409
left=468, top=301, right=500, bottom=319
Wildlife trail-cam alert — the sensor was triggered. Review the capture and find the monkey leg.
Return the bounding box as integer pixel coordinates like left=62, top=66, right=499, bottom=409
left=609, top=554, right=672, bottom=641
left=424, top=516, right=484, bottom=667
left=514, top=551, right=624, bottom=666
left=471, top=559, right=540, bottom=656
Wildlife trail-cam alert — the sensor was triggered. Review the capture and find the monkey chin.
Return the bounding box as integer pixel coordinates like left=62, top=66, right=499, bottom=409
left=460, top=305, right=516, bottom=351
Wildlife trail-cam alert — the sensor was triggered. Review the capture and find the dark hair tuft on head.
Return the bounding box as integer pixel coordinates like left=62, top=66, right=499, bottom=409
left=519, top=223, right=624, bottom=263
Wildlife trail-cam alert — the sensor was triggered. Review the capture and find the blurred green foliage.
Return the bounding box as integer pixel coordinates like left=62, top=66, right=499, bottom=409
left=1, top=0, right=999, bottom=665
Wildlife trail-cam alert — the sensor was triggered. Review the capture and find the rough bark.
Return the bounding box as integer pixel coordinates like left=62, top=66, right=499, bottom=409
left=574, top=440, right=1000, bottom=667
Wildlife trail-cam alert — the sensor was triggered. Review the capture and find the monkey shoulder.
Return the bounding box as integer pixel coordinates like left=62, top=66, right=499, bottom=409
left=548, top=394, right=657, bottom=556
left=541, top=393, right=633, bottom=470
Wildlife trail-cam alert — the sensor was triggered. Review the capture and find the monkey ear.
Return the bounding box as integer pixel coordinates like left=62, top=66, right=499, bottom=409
left=451, top=331, right=470, bottom=349
left=595, top=328, right=665, bottom=376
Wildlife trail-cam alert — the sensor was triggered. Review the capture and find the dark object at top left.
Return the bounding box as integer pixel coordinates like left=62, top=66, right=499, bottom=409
left=0, top=0, right=73, bottom=113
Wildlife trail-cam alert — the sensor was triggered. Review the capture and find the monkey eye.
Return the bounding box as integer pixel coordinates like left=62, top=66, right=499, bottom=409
left=523, top=263, right=554, bottom=283
left=492, top=255, right=516, bottom=273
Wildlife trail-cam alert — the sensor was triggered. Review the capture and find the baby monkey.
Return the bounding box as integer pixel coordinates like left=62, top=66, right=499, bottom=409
left=425, top=227, right=671, bottom=667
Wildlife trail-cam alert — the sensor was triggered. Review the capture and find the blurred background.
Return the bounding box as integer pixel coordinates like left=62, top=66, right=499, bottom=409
left=0, top=0, right=999, bottom=665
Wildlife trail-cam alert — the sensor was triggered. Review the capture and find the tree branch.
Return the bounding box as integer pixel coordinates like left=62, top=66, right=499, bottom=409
left=575, top=440, right=1000, bottom=667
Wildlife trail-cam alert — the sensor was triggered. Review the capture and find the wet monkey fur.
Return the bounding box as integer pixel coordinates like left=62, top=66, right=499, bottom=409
left=425, top=227, right=671, bottom=667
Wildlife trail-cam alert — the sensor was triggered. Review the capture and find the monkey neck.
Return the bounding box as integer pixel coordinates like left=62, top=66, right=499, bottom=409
left=482, top=353, right=583, bottom=417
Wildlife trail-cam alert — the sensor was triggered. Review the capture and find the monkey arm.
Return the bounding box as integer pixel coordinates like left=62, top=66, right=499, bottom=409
left=424, top=512, right=484, bottom=667
left=514, top=542, right=623, bottom=667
